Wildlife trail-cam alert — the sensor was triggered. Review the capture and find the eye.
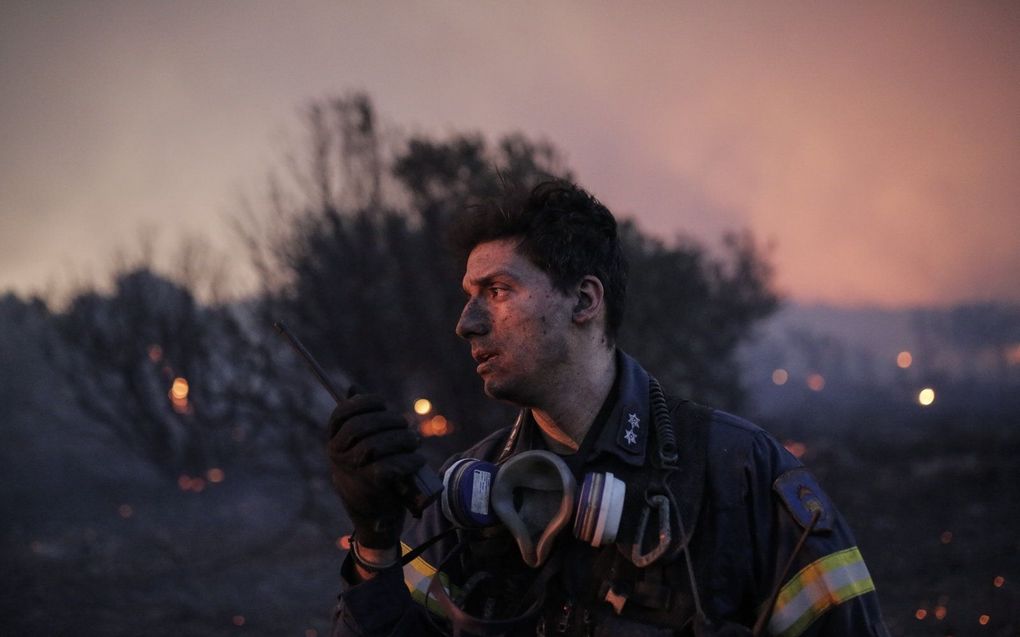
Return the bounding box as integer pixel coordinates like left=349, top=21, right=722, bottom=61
left=488, top=285, right=509, bottom=299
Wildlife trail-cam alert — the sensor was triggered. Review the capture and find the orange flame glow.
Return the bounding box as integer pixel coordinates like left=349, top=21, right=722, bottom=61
left=420, top=415, right=451, bottom=437
left=413, top=398, right=433, bottom=415
left=1006, top=344, right=1020, bottom=366
left=783, top=440, right=807, bottom=459
left=169, top=377, right=191, bottom=414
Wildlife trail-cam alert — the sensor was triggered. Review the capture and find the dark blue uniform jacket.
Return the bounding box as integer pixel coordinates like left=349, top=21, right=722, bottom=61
left=331, top=351, right=889, bottom=637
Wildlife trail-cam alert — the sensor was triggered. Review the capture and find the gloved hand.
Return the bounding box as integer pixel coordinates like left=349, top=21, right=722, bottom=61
left=327, top=394, right=426, bottom=548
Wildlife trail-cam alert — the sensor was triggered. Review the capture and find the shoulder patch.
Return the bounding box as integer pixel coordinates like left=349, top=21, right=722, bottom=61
left=773, top=468, right=834, bottom=533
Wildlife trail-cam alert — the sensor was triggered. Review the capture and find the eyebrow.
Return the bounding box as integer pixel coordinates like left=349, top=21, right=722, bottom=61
left=462, top=269, right=519, bottom=292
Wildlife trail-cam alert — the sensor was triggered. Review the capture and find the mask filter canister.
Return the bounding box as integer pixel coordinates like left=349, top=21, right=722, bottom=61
left=441, top=458, right=499, bottom=528
left=573, top=471, right=626, bottom=546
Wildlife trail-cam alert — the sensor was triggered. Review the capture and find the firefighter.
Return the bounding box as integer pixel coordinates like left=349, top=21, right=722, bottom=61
left=326, top=180, right=889, bottom=636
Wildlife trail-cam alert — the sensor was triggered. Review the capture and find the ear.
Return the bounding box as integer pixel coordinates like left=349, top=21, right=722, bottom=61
left=572, top=275, right=605, bottom=326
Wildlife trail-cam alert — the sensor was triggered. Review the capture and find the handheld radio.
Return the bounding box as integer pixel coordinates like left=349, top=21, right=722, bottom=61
left=273, top=321, right=443, bottom=516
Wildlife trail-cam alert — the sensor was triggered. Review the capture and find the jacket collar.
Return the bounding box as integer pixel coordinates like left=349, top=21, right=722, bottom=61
left=501, top=349, right=652, bottom=467
left=588, top=349, right=650, bottom=467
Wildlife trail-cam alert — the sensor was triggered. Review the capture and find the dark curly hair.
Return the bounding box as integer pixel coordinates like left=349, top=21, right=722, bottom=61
left=450, top=179, right=628, bottom=340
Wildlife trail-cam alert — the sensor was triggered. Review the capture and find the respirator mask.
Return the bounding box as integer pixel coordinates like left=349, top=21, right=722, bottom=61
left=440, top=450, right=627, bottom=568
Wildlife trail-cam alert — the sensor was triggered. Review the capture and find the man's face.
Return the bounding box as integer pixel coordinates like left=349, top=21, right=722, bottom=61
left=456, top=239, right=576, bottom=405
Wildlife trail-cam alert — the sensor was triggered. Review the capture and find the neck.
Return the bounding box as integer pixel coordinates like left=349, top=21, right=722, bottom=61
left=532, top=346, right=616, bottom=453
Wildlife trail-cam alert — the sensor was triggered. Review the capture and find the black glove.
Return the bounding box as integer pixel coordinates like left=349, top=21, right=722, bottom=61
left=327, top=394, right=426, bottom=548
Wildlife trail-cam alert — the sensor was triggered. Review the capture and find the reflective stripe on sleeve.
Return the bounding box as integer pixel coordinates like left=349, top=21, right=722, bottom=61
left=768, top=546, right=876, bottom=637
left=400, top=541, right=455, bottom=617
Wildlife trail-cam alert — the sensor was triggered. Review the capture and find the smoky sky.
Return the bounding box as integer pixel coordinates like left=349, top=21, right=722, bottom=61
left=1, top=1, right=1017, bottom=306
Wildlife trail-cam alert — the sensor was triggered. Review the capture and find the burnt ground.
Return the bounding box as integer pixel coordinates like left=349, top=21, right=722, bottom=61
left=2, top=412, right=1018, bottom=636
left=766, top=414, right=1020, bottom=637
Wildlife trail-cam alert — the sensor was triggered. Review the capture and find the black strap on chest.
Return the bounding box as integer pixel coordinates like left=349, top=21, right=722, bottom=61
left=587, top=395, right=712, bottom=630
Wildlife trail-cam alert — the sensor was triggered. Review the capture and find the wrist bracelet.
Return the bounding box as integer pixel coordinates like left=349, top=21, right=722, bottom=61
left=350, top=538, right=401, bottom=572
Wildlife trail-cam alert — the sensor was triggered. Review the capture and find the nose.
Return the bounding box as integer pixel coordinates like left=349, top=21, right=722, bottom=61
left=456, top=297, right=490, bottom=340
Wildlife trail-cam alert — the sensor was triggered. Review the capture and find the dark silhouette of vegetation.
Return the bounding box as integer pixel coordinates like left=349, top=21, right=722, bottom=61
left=619, top=226, right=777, bottom=409
left=245, top=93, right=778, bottom=454
left=45, top=256, right=347, bottom=539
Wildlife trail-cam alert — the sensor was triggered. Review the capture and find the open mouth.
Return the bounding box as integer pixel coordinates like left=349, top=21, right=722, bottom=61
left=472, top=346, right=497, bottom=362
left=473, top=351, right=497, bottom=373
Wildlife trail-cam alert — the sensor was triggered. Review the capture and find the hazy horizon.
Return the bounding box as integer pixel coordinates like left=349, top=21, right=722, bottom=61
left=3, top=1, right=1018, bottom=308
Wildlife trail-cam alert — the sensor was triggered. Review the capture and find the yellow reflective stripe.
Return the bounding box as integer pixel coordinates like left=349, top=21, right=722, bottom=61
left=768, top=546, right=875, bottom=637
left=400, top=541, right=456, bottom=617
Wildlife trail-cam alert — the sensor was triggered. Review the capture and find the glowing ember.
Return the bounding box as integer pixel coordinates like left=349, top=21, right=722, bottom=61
left=148, top=344, right=163, bottom=363
left=413, top=398, right=432, bottom=415
left=940, top=531, right=953, bottom=544
left=915, top=609, right=927, bottom=620
left=978, top=614, right=990, bottom=626
left=806, top=373, right=825, bottom=392
left=118, top=504, right=134, bottom=518
left=232, top=615, right=245, bottom=626
left=1006, top=343, right=1020, bottom=365
left=918, top=387, right=936, bottom=406
left=896, top=351, right=912, bottom=368
left=206, top=468, right=225, bottom=483
left=170, top=377, right=189, bottom=400
left=178, top=474, right=207, bottom=492
left=771, top=369, right=789, bottom=385
left=993, top=576, right=1005, bottom=587
left=169, top=377, right=191, bottom=414
left=420, top=415, right=451, bottom=437
left=783, top=440, right=807, bottom=458
left=934, top=606, right=947, bottom=620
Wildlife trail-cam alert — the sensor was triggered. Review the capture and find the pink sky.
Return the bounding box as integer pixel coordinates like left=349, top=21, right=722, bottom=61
left=1, top=1, right=1017, bottom=307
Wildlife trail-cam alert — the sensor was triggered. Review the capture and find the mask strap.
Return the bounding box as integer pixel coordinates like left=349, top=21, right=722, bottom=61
left=495, top=409, right=528, bottom=463
left=397, top=527, right=458, bottom=568
left=674, top=492, right=707, bottom=626
left=750, top=509, right=821, bottom=636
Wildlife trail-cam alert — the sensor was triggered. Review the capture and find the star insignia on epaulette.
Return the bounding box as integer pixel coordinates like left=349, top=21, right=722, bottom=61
left=627, top=413, right=640, bottom=428
left=623, top=428, right=638, bottom=445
